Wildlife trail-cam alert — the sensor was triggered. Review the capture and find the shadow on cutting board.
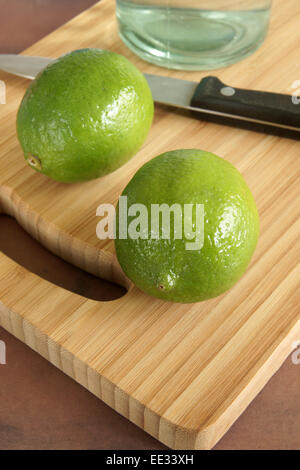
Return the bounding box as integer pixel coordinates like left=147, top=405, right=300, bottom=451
left=0, top=215, right=126, bottom=301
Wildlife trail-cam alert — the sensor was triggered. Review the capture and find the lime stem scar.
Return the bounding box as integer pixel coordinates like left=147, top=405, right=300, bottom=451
left=27, top=154, right=42, bottom=171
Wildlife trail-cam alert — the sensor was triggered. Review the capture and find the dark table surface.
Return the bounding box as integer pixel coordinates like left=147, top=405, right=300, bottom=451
left=0, top=0, right=299, bottom=450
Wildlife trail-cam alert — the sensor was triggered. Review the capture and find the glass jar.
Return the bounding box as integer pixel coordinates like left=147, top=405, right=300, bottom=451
left=116, top=0, right=272, bottom=70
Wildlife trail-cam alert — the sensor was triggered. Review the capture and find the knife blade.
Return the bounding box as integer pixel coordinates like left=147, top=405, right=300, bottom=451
left=1, top=54, right=299, bottom=137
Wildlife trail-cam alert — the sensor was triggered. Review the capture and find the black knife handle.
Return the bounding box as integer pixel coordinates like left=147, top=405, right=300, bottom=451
left=190, top=76, right=300, bottom=135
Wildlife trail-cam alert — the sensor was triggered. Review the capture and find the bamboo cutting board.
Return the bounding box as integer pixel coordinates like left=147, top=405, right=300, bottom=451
left=0, top=0, right=299, bottom=450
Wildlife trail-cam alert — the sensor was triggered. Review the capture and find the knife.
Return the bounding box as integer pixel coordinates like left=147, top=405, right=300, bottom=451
left=1, top=54, right=299, bottom=138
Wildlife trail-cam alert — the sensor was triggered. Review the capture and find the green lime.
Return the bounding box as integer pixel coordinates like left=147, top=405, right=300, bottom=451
left=115, top=149, right=259, bottom=303
left=17, top=48, right=154, bottom=183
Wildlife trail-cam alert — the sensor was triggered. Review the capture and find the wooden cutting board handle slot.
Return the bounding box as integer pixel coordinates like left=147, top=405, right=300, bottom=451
left=0, top=184, right=131, bottom=291
left=0, top=214, right=126, bottom=302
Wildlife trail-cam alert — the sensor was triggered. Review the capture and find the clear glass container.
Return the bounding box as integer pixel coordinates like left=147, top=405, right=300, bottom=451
left=116, top=0, right=272, bottom=70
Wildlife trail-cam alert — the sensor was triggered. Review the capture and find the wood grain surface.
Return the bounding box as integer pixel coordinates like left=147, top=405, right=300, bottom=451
left=0, top=0, right=299, bottom=450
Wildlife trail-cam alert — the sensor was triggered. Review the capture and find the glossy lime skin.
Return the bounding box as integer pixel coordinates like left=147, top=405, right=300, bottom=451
left=17, top=49, right=154, bottom=183
left=115, top=150, right=260, bottom=303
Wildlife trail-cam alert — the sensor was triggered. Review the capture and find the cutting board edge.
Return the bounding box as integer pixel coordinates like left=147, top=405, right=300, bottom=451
left=193, top=316, right=300, bottom=449
left=1, top=297, right=299, bottom=450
